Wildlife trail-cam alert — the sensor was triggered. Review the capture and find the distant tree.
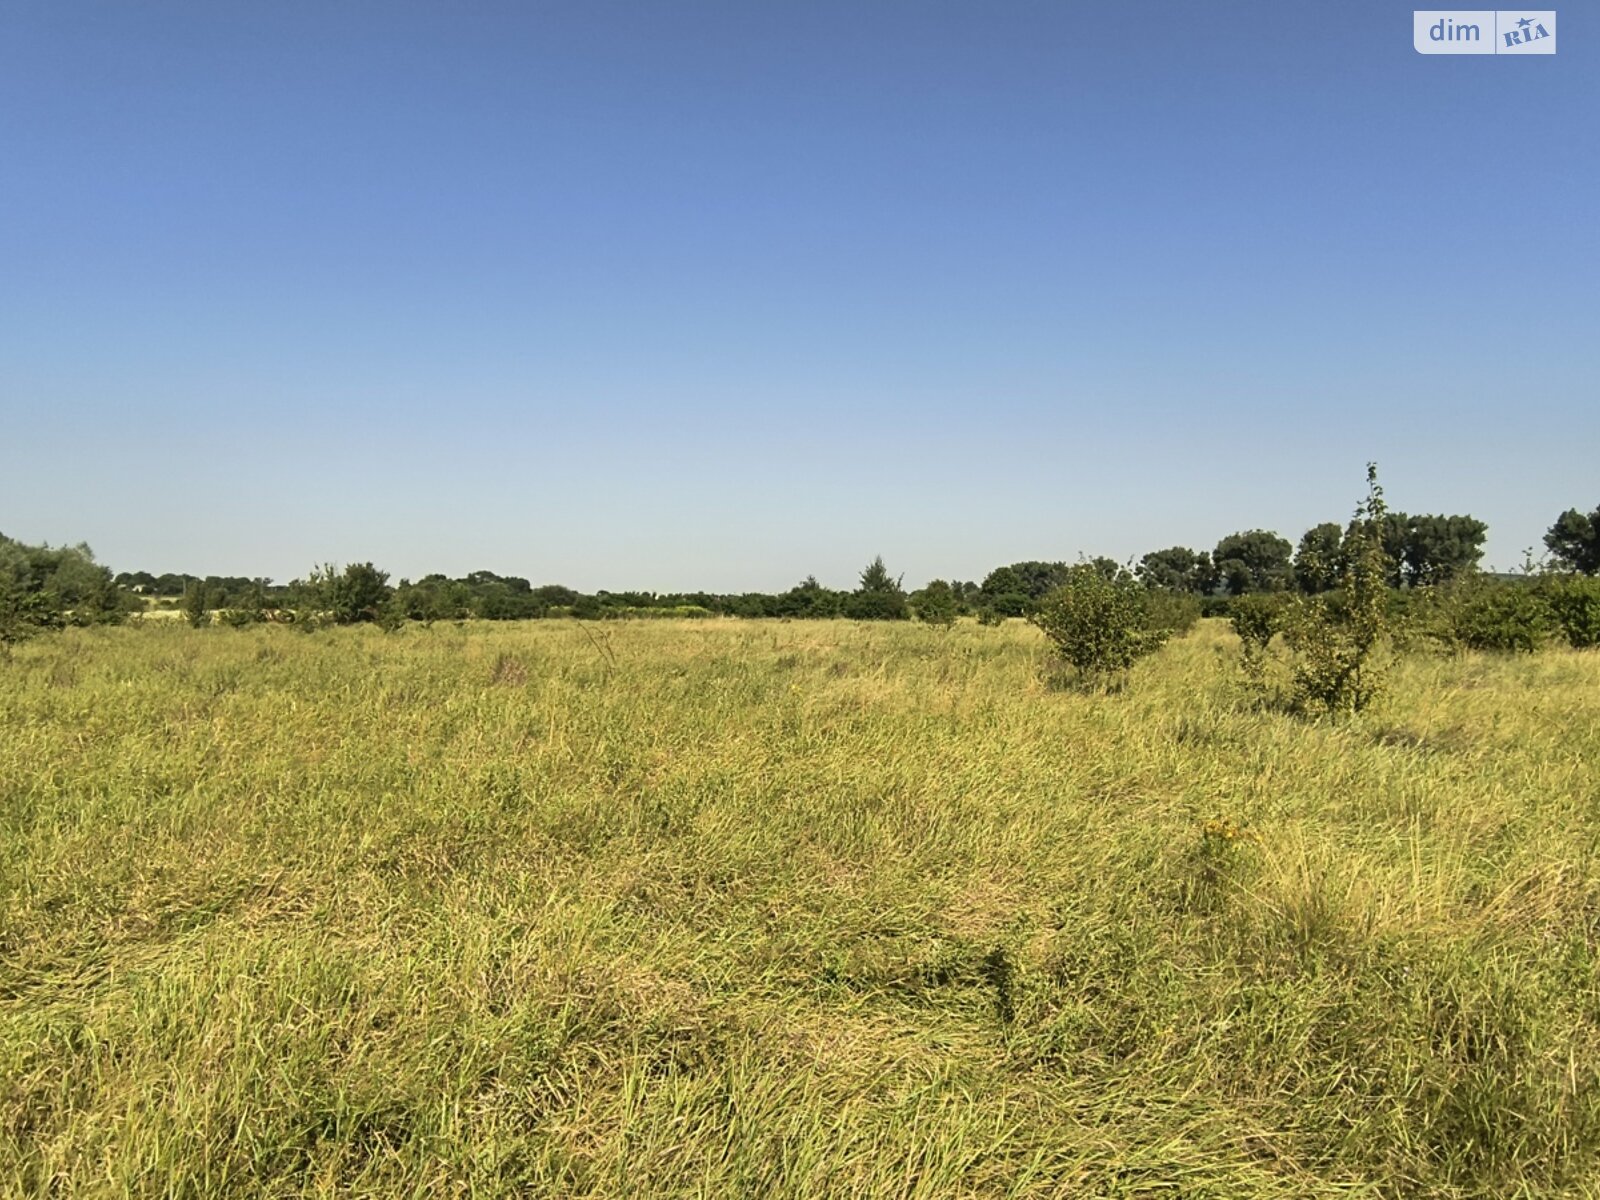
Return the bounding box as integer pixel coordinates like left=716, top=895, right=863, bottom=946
left=847, top=556, right=909, bottom=620
left=0, top=533, right=124, bottom=644
left=1137, top=547, right=1216, bottom=594
left=1293, top=523, right=1344, bottom=593
left=533, top=584, right=581, bottom=608
left=858, top=556, right=897, bottom=592
left=1213, top=530, right=1293, bottom=595
left=181, top=580, right=212, bottom=628
left=776, top=576, right=845, bottom=618
left=0, top=540, right=64, bottom=656
left=913, top=579, right=958, bottom=628
left=1085, top=556, right=1130, bottom=583
left=951, top=580, right=982, bottom=606
left=980, top=566, right=1024, bottom=597
left=303, top=563, right=393, bottom=624
left=1006, top=561, right=1074, bottom=597
left=1545, top=504, right=1600, bottom=575
left=115, top=570, right=158, bottom=592
left=977, top=560, right=1073, bottom=619
left=1399, top=514, right=1487, bottom=586
left=220, top=580, right=270, bottom=627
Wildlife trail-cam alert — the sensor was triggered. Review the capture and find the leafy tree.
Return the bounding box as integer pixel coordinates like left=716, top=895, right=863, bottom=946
left=1293, top=523, right=1344, bottom=593
left=1545, top=504, right=1600, bottom=575
left=1399, top=514, right=1488, bottom=586
left=776, top=576, right=845, bottom=618
left=0, top=582, right=60, bottom=659
left=1282, top=466, right=1393, bottom=714
left=1137, top=547, right=1217, bottom=595
left=181, top=580, right=212, bottom=628
left=1230, top=593, right=1287, bottom=681
left=303, top=563, right=394, bottom=624
left=846, top=556, right=909, bottom=620
left=220, top=580, right=270, bottom=627
left=1029, top=563, right=1169, bottom=686
left=0, top=533, right=126, bottom=646
left=913, top=579, right=958, bottom=628
left=976, top=560, right=1074, bottom=621
left=1544, top=576, right=1600, bottom=649
left=114, top=570, right=157, bottom=592
left=533, top=584, right=580, bottom=608
left=858, top=555, right=899, bottom=593
left=980, top=566, right=1024, bottom=597
left=1213, top=530, right=1292, bottom=595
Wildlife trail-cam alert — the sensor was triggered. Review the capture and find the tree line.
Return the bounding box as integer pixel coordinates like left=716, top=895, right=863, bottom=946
left=3, top=498, right=1598, bottom=646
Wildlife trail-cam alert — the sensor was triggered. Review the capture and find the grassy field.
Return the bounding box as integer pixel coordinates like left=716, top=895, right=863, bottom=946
left=3, top=618, right=1599, bottom=1197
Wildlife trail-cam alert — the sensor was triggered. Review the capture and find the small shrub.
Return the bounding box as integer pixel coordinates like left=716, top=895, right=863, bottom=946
left=181, top=583, right=211, bottom=628
left=1282, top=465, right=1394, bottom=715
left=913, top=580, right=959, bottom=629
left=1441, top=583, right=1553, bottom=653
left=1142, top=590, right=1201, bottom=638
left=1029, top=564, right=1169, bottom=687
left=1229, top=592, right=1286, bottom=682
left=1544, top=576, right=1600, bottom=649
left=0, top=587, right=62, bottom=658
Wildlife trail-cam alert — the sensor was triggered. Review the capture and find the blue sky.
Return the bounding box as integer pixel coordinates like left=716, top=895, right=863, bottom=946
left=2, top=1, right=1594, bottom=590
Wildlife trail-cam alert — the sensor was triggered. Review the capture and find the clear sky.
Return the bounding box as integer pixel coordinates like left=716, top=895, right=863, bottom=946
left=2, top=1, right=1594, bottom=591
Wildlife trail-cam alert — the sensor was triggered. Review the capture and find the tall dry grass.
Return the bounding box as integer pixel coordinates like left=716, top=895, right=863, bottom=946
left=2, top=618, right=1598, bottom=1196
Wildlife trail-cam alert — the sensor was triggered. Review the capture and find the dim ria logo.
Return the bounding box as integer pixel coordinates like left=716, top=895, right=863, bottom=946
left=1414, top=10, right=1555, bottom=53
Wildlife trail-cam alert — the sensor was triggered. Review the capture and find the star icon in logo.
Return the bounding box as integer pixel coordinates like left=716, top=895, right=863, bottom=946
left=1517, top=15, right=1534, bottom=28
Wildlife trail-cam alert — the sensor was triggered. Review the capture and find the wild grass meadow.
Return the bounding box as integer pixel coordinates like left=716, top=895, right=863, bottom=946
left=4, top=617, right=1600, bottom=1197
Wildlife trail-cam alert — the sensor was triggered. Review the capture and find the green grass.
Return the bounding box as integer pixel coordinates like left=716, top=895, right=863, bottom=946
left=3, top=618, right=1599, bottom=1197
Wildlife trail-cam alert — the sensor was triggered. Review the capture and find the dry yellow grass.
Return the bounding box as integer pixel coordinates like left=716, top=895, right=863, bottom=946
left=2, top=618, right=1598, bottom=1197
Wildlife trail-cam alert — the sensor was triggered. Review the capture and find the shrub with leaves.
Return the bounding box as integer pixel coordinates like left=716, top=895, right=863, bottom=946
left=1282, top=465, right=1394, bottom=715
left=1543, top=575, right=1600, bottom=649
left=0, top=584, right=62, bottom=659
left=1029, top=563, right=1169, bottom=686
left=1229, top=592, right=1286, bottom=682
left=181, top=582, right=212, bottom=628
left=912, top=579, right=959, bottom=628
left=302, top=563, right=395, bottom=625
left=1142, top=589, right=1202, bottom=639
left=1437, top=581, right=1554, bottom=653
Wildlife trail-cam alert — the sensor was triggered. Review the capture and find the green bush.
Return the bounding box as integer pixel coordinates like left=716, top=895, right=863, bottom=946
left=1438, top=583, right=1553, bottom=654
left=912, top=580, right=959, bottom=628
left=1142, top=589, right=1201, bottom=638
left=1544, top=576, right=1600, bottom=649
left=0, top=586, right=62, bottom=657
left=1029, top=564, right=1169, bottom=686
left=1229, top=593, right=1285, bottom=648
left=181, top=583, right=211, bottom=629
left=1282, top=466, right=1395, bottom=715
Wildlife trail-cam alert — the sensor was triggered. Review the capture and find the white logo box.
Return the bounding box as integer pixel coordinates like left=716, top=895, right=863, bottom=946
left=1414, top=10, right=1556, bottom=53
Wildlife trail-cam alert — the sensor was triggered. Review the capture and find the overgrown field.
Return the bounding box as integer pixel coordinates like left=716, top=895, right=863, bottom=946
left=4, top=619, right=1600, bottom=1197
